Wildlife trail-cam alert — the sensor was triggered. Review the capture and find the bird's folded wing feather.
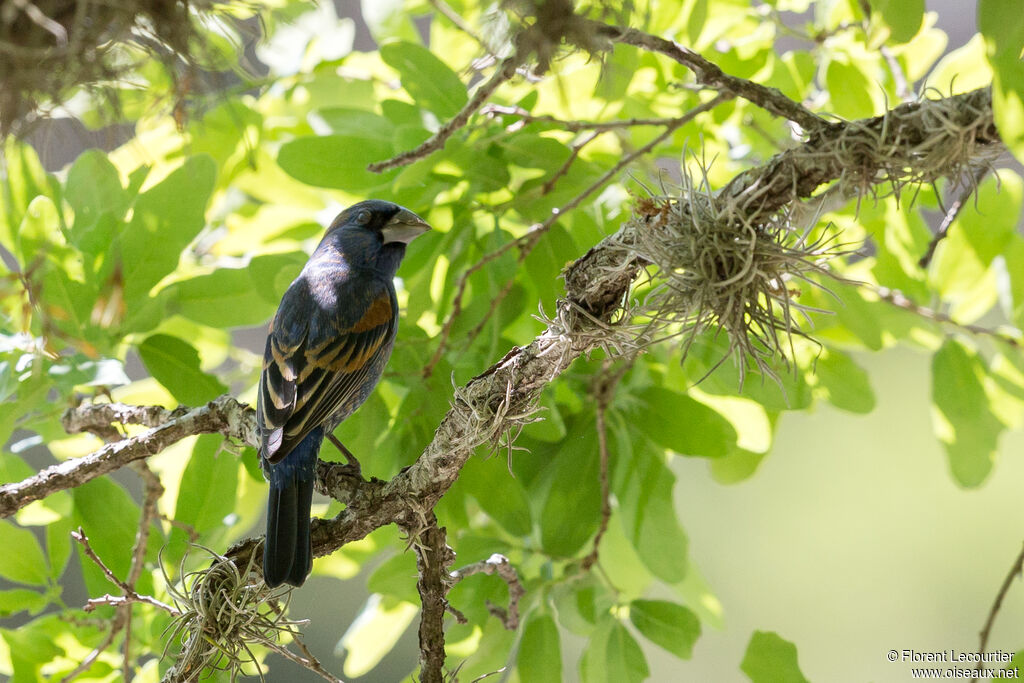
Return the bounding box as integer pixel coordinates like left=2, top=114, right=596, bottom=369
left=258, top=278, right=395, bottom=464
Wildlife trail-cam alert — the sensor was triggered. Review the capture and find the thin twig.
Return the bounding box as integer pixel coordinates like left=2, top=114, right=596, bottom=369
left=449, top=554, right=525, bottom=630
left=83, top=593, right=180, bottom=615
left=872, top=286, right=1021, bottom=350
left=541, top=130, right=601, bottom=195
left=262, top=635, right=346, bottom=683
left=368, top=57, right=519, bottom=173
left=72, top=529, right=180, bottom=615
left=58, top=625, right=120, bottom=683
left=972, top=543, right=1024, bottom=683
left=120, top=462, right=164, bottom=682
left=919, top=166, right=990, bottom=268
left=598, top=21, right=829, bottom=132
left=483, top=104, right=692, bottom=132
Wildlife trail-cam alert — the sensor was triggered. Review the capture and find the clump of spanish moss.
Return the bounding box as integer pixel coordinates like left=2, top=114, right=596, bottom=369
left=0, top=0, right=246, bottom=136
left=499, top=0, right=631, bottom=72
left=621, top=168, right=844, bottom=383
left=161, top=545, right=301, bottom=682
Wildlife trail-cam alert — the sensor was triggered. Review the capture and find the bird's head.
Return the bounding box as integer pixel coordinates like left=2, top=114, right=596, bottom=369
left=324, top=200, right=431, bottom=273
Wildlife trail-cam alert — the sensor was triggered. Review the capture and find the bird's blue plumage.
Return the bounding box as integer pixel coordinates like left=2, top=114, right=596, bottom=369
left=257, top=200, right=430, bottom=588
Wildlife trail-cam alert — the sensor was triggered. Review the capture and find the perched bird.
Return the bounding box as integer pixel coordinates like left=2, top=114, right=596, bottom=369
left=257, top=200, right=431, bottom=588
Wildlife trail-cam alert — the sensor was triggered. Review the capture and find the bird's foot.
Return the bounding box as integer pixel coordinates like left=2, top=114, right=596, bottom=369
left=327, top=433, right=362, bottom=478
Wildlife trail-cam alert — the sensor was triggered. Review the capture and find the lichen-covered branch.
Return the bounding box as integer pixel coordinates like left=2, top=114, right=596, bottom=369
left=411, top=516, right=454, bottom=683
left=0, top=396, right=256, bottom=518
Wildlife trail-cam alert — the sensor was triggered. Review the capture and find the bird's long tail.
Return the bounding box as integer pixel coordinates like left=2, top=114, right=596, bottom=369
left=263, top=427, right=323, bottom=588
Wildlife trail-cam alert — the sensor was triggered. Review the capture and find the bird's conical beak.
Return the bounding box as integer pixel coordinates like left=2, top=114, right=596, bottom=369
left=381, top=208, right=431, bottom=245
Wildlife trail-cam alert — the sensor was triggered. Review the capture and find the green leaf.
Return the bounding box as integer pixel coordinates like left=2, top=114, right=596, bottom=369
left=614, top=440, right=689, bottom=583
left=517, top=613, right=562, bottom=683
left=629, top=599, right=701, bottom=660
left=460, top=455, right=533, bottom=536
left=65, top=150, right=128, bottom=233
left=277, top=135, right=398, bottom=191
left=958, top=174, right=1023, bottom=266
left=15, top=194, right=66, bottom=267
left=121, top=155, right=216, bottom=307
left=0, top=139, right=59, bottom=252
left=869, top=0, right=924, bottom=44
left=173, top=434, right=239, bottom=536
left=137, top=333, right=228, bottom=406
left=72, top=477, right=143, bottom=593
left=45, top=516, right=74, bottom=580
left=1, top=620, right=64, bottom=678
left=379, top=41, right=467, bottom=118
left=366, top=552, right=420, bottom=604
left=580, top=621, right=649, bottom=683
left=0, top=521, right=49, bottom=586
left=551, top=577, right=613, bottom=636
left=741, top=631, right=811, bottom=683
left=980, top=0, right=1024, bottom=163
left=0, top=588, right=48, bottom=617
left=168, top=267, right=280, bottom=328
left=540, top=417, right=600, bottom=557
left=633, top=386, right=737, bottom=458
left=314, top=108, right=396, bottom=141
left=248, top=251, right=307, bottom=305
left=825, top=59, right=876, bottom=119
left=931, top=339, right=1005, bottom=487
left=812, top=349, right=876, bottom=414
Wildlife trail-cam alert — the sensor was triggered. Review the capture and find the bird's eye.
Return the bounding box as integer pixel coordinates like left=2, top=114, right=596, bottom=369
left=355, top=209, right=372, bottom=225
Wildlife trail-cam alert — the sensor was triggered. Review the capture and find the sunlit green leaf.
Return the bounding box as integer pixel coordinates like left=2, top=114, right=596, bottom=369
left=0, top=521, right=49, bottom=586
left=380, top=41, right=468, bottom=118
left=931, top=339, right=1005, bottom=487
left=278, top=135, right=398, bottom=191
left=167, top=266, right=280, bottom=328
left=172, top=434, right=239, bottom=548
left=137, top=333, right=228, bottom=406
left=629, top=599, right=702, bottom=660
left=632, top=386, right=737, bottom=458
left=980, top=0, right=1024, bottom=164
left=0, top=588, right=48, bottom=617
left=741, top=631, right=811, bottom=683
left=812, top=349, right=876, bottom=414
left=869, top=0, right=924, bottom=44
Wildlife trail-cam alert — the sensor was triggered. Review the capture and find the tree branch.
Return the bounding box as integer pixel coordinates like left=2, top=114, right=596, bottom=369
left=449, top=554, right=525, bottom=630
left=367, top=57, right=519, bottom=173
left=594, top=20, right=831, bottom=132
left=0, top=396, right=256, bottom=518
left=412, top=516, right=454, bottom=683
left=972, top=542, right=1024, bottom=683
left=919, top=165, right=990, bottom=268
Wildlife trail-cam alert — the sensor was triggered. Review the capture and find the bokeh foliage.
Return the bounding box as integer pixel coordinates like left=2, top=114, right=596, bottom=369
left=0, top=0, right=1022, bottom=680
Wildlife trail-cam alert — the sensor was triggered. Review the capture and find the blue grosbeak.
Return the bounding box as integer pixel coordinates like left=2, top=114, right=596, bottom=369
left=257, top=200, right=431, bottom=588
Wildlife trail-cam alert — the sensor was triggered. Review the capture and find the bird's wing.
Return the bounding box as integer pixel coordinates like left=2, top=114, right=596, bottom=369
left=258, top=276, right=395, bottom=464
